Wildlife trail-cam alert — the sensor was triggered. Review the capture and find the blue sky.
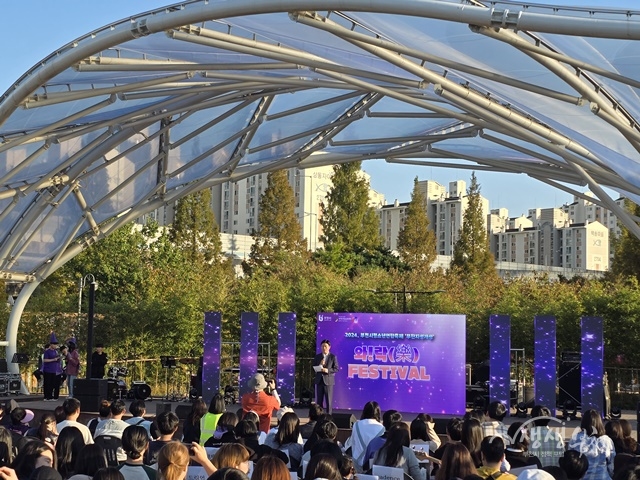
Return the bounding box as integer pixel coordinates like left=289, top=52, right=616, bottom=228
left=0, top=1, right=583, bottom=217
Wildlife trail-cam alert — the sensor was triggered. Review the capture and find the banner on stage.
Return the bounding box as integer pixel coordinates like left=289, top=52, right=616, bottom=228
left=317, top=313, right=466, bottom=414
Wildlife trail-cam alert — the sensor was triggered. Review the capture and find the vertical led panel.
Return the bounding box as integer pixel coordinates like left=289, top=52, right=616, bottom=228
left=489, top=315, right=510, bottom=415
left=239, top=312, right=259, bottom=397
left=581, top=316, right=604, bottom=414
left=202, top=311, right=222, bottom=405
left=277, top=312, right=297, bottom=405
left=534, top=316, right=556, bottom=415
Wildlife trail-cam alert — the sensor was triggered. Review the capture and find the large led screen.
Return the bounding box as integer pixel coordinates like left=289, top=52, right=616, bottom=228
left=316, top=313, right=466, bottom=414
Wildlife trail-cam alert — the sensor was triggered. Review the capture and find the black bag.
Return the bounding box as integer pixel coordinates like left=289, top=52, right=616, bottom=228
left=32, top=369, right=42, bottom=381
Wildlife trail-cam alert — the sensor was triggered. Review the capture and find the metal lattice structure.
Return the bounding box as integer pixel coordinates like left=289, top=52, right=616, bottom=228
left=3, top=0, right=640, bottom=374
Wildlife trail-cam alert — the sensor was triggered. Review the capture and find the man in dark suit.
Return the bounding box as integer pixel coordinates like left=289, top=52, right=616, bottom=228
left=313, top=339, right=339, bottom=414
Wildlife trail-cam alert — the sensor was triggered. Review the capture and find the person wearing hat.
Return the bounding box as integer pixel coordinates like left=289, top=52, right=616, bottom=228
left=241, top=374, right=281, bottom=434
left=42, top=333, right=62, bottom=401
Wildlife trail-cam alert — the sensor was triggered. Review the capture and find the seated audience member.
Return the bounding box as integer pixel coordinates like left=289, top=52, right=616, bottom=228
left=410, top=413, right=441, bottom=453
left=124, top=401, right=152, bottom=438
left=559, top=450, right=589, bottom=480
left=517, top=470, right=557, bottom=480
left=57, top=399, right=94, bottom=445
left=182, top=399, right=206, bottom=444
left=363, top=410, right=403, bottom=470
left=433, top=417, right=463, bottom=460
left=476, top=436, right=516, bottom=480
left=12, top=440, right=57, bottom=480
left=234, top=420, right=260, bottom=459
left=87, top=402, right=111, bottom=438
left=8, top=409, right=34, bottom=437
left=568, top=409, right=615, bottom=480
left=54, top=407, right=66, bottom=425
left=68, top=444, right=108, bottom=480
left=301, top=422, right=339, bottom=467
left=94, top=400, right=129, bottom=462
left=118, top=426, right=156, bottom=480
left=606, top=420, right=626, bottom=454
left=263, top=412, right=303, bottom=470
left=93, top=468, right=125, bottom=480
left=241, top=412, right=266, bottom=445
left=205, top=413, right=239, bottom=447
left=619, top=421, right=640, bottom=455
left=300, top=405, right=323, bottom=440
left=340, top=456, right=355, bottom=480
left=200, top=394, right=226, bottom=446
left=482, top=401, right=510, bottom=441
left=146, top=412, right=179, bottom=465
left=209, top=468, right=249, bottom=480
left=27, top=413, right=57, bottom=447
left=505, top=422, right=542, bottom=469
left=303, top=453, right=341, bottom=480
left=465, top=409, right=486, bottom=422
left=30, top=466, right=63, bottom=480
left=0, top=427, right=13, bottom=467
left=211, top=444, right=251, bottom=475
left=528, top=405, right=564, bottom=468
left=435, top=443, right=478, bottom=480
left=303, top=416, right=335, bottom=454
left=240, top=375, right=280, bottom=435
left=344, top=401, right=384, bottom=470
left=157, top=441, right=216, bottom=480
left=371, top=422, right=423, bottom=480
left=461, top=417, right=484, bottom=468
left=544, top=466, right=570, bottom=480
left=250, top=455, right=290, bottom=480
left=56, top=427, right=86, bottom=479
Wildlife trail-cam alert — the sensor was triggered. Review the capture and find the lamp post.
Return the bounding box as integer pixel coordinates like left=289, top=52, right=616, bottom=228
left=78, top=274, right=98, bottom=379
left=301, top=212, right=318, bottom=250
left=368, top=287, right=445, bottom=313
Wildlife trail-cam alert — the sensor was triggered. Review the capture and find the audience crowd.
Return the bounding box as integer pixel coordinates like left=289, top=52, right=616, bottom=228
left=1, top=377, right=638, bottom=480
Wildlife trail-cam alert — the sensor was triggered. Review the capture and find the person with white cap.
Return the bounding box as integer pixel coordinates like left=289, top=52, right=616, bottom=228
left=240, top=374, right=280, bottom=434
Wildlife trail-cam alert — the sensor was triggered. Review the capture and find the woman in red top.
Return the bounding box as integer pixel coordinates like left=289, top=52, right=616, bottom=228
left=241, top=374, right=281, bottom=433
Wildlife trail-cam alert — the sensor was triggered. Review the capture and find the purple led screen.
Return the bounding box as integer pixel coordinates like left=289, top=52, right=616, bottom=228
left=489, top=315, right=510, bottom=412
left=202, top=311, right=222, bottom=405
left=534, top=316, right=557, bottom=415
left=316, top=313, right=466, bottom=414
left=277, top=312, right=296, bottom=405
left=239, top=312, right=259, bottom=396
left=581, top=317, right=604, bottom=414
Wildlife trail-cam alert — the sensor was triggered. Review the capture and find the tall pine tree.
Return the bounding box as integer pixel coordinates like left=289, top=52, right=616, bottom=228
left=451, top=172, right=495, bottom=277
left=249, top=170, right=307, bottom=267
left=319, top=162, right=381, bottom=250
left=397, top=177, right=436, bottom=269
left=169, top=188, right=222, bottom=263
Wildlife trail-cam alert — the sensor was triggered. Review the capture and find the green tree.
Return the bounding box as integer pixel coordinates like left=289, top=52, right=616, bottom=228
left=610, top=199, right=640, bottom=281
left=249, top=170, right=307, bottom=268
left=169, top=189, right=222, bottom=263
left=451, top=173, right=495, bottom=278
left=397, top=177, right=437, bottom=269
left=319, top=162, right=381, bottom=250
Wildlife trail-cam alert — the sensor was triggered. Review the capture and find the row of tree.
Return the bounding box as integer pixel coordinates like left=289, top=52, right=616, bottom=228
left=2, top=163, right=640, bottom=375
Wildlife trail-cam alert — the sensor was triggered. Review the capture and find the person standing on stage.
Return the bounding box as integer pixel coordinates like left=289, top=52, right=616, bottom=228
left=91, top=343, right=108, bottom=379
left=65, top=341, right=80, bottom=398
left=42, top=332, right=61, bottom=401
left=313, top=339, right=339, bottom=414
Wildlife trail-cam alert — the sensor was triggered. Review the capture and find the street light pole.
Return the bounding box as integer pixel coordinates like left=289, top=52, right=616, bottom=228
left=79, top=274, right=97, bottom=380
left=369, top=287, right=445, bottom=313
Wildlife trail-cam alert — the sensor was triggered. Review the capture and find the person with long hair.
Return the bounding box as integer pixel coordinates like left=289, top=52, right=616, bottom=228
left=410, top=415, right=440, bottom=453
left=205, top=413, right=238, bottom=447
left=211, top=444, right=250, bottom=475
left=182, top=400, right=207, bottom=444
left=371, top=423, right=422, bottom=480
left=200, top=394, right=226, bottom=446
left=303, top=453, right=341, bottom=480
left=66, top=342, right=80, bottom=399
left=250, top=455, right=290, bottom=480
left=505, top=422, right=542, bottom=469
left=345, top=401, right=384, bottom=470
left=435, top=443, right=478, bottom=480
left=208, top=469, right=249, bottom=480
left=118, top=426, right=156, bottom=480
left=68, top=444, right=108, bottom=480
left=92, top=468, right=124, bottom=480
left=619, top=420, right=640, bottom=455
left=264, top=413, right=303, bottom=470
left=0, top=427, right=13, bottom=467
left=12, top=440, right=57, bottom=480
left=55, top=426, right=85, bottom=479
left=32, top=413, right=58, bottom=446
left=156, top=443, right=189, bottom=480
left=461, top=417, right=484, bottom=468
left=605, top=421, right=626, bottom=454
left=569, top=409, right=615, bottom=480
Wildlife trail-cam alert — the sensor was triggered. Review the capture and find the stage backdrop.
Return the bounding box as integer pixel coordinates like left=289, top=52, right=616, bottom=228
left=317, top=313, right=466, bottom=414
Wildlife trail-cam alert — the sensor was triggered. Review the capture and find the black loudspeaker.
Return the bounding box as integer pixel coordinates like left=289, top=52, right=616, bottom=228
left=156, top=403, right=172, bottom=415
left=0, top=377, right=7, bottom=395
left=8, top=375, right=20, bottom=394
left=106, top=380, right=119, bottom=401
left=75, top=394, right=103, bottom=413
left=558, top=359, right=581, bottom=407
left=74, top=379, right=109, bottom=397
left=175, top=404, right=192, bottom=420
left=0, top=359, right=8, bottom=374
left=332, top=413, right=357, bottom=429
